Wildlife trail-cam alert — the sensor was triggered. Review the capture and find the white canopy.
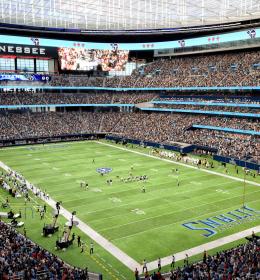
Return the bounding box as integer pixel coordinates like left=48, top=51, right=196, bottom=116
left=0, top=0, right=259, bottom=30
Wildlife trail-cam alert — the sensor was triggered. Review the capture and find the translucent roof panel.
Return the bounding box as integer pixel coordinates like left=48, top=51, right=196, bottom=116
left=0, top=0, right=260, bottom=30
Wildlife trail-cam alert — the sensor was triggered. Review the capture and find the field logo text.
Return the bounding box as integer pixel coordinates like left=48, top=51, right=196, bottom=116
left=182, top=206, right=260, bottom=237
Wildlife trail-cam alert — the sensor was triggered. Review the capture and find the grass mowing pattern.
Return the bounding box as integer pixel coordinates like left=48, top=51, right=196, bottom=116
left=0, top=140, right=259, bottom=271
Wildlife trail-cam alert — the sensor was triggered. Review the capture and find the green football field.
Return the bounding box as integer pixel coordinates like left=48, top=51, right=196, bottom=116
left=0, top=140, right=259, bottom=278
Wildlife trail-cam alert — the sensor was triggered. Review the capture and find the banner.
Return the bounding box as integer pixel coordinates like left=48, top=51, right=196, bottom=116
left=0, top=43, right=57, bottom=57
left=0, top=74, right=51, bottom=82
left=0, top=27, right=259, bottom=51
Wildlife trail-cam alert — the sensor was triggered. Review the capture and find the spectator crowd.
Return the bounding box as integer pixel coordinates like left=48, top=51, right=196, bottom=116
left=0, top=110, right=259, bottom=163
left=0, top=49, right=259, bottom=88
left=0, top=92, right=156, bottom=105
left=164, top=239, right=260, bottom=280
left=0, top=221, right=89, bottom=279
left=0, top=217, right=259, bottom=280
left=153, top=104, right=259, bottom=114
left=50, top=50, right=260, bottom=88
left=0, top=48, right=259, bottom=164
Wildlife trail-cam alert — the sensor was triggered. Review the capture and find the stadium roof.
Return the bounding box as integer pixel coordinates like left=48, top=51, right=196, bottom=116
left=1, top=0, right=260, bottom=31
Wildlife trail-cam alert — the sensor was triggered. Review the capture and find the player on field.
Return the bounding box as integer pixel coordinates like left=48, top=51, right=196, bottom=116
left=158, top=257, right=161, bottom=271
left=134, top=268, right=139, bottom=280
left=90, top=241, right=94, bottom=254
left=142, top=259, right=147, bottom=273
left=184, top=254, right=189, bottom=266
left=171, top=254, right=175, bottom=267
left=80, top=242, right=86, bottom=253
left=172, top=167, right=179, bottom=173
left=77, top=235, right=81, bottom=247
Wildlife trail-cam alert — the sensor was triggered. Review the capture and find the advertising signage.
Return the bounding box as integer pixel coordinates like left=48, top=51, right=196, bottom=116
left=0, top=27, right=259, bottom=51
left=0, top=74, right=51, bottom=82
left=0, top=43, right=57, bottom=57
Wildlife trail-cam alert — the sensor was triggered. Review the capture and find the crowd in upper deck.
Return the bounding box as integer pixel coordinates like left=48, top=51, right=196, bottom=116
left=45, top=50, right=260, bottom=88
left=1, top=49, right=258, bottom=89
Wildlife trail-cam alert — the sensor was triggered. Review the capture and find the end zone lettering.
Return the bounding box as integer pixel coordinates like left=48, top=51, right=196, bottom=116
left=182, top=206, right=260, bottom=238
left=0, top=45, right=46, bottom=55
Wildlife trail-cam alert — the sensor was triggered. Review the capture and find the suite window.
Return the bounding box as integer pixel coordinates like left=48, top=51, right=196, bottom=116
left=17, top=58, right=34, bottom=72
left=36, top=59, right=49, bottom=72
left=0, top=58, right=15, bottom=71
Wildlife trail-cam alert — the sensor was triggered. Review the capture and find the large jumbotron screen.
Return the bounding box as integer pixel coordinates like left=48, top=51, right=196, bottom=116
left=58, top=47, right=129, bottom=71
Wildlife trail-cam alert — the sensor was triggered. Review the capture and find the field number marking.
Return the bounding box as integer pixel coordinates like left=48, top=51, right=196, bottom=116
left=216, top=189, right=230, bottom=194
left=91, top=188, right=103, bottom=193
left=109, top=197, right=122, bottom=203
left=131, top=208, right=146, bottom=215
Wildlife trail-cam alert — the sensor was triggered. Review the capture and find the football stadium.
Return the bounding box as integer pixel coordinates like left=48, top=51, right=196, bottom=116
left=0, top=1, right=259, bottom=279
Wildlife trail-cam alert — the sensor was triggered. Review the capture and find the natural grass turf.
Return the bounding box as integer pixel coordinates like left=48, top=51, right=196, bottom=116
left=0, top=182, right=132, bottom=280
left=0, top=140, right=259, bottom=277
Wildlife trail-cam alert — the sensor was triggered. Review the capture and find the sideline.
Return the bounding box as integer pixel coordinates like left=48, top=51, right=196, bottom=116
left=0, top=161, right=142, bottom=272
left=147, top=225, right=260, bottom=270
left=95, top=141, right=260, bottom=187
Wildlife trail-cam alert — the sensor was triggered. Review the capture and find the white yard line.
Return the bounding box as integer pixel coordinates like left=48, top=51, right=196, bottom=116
left=95, top=141, right=260, bottom=187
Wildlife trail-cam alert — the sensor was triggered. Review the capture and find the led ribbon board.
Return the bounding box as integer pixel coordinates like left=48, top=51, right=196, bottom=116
left=0, top=27, right=259, bottom=50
